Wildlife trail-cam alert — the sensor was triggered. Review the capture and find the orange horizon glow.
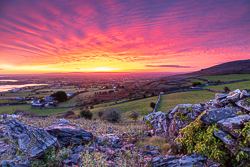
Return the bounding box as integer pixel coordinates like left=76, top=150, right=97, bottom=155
left=0, top=0, right=249, bottom=74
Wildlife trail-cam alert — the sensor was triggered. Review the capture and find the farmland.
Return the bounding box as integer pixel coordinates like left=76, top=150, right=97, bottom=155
left=156, top=90, right=216, bottom=113
left=90, top=96, right=159, bottom=118
left=205, top=80, right=250, bottom=91
left=199, top=74, right=250, bottom=82
left=0, top=105, right=72, bottom=115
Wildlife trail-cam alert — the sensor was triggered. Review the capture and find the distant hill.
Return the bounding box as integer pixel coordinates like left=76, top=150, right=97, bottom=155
left=188, top=59, right=250, bottom=76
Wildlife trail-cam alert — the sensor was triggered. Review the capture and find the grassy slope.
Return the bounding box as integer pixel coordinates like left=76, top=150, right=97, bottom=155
left=156, top=90, right=216, bottom=113
left=205, top=80, right=250, bottom=91
left=199, top=74, right=250, bottom=82
left=0, top=105, right=71, bottom=115
left=57, top=89, right=116, bottom=107
left=90, top=96, right=159, bottom=118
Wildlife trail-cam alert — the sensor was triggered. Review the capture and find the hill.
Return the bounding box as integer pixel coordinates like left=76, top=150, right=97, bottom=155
left=189, top=59, right=250, bottom=76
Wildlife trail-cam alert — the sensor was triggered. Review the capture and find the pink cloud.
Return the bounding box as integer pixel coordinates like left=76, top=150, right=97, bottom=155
left=0, top=0, right=249, bottom=71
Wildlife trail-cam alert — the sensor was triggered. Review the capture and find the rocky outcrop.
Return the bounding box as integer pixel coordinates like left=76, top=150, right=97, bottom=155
left=18, top=128, right=59, bottom=159
left=145, top=89, right=250, bottom=166
left=45, top=124, right=93, bottom=146
left=6, top=118, right=59, bottom=159
left=199, top=108, right=236, bottom=125
left=217, top=114, right=250, bottom=138
left=151, top=152, right=220, bottom=167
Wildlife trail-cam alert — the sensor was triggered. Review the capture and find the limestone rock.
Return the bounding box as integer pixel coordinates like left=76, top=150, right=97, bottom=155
left=213, top=130, right=236, bottom=152
left=240, top=90, right=250, bottom=99
left=151, top=152, right=219, bottom=167
left=18, top=128, right=59, bottom=159
left=227, top=89, right=241, bottom=103
left=6, top=118, right=30, bottom=140
left=217, top=114, right=250, bottom=138
left=215, top=93, right=228, bottom=100
left=45, top=124, right=93, bottom=146
left=235, top=99, right=250, bottom=112
left=200, top=108, right=236, bottom=125
left=53, top=119, right=70, bottom=125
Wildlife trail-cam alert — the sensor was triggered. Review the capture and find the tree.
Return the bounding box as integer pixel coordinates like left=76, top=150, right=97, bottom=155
left=192, top=82, right=202, bottom=87
left=51, top=91, right=67, bottom=102
left=79, top=109, right=93, bottom=119
left=150, top=102, right=156, bottom=109
left=224, top=86, right=231, bottom=93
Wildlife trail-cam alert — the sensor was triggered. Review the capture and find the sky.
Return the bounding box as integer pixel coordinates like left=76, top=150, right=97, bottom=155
left=0, top=0, right=249, bottom=74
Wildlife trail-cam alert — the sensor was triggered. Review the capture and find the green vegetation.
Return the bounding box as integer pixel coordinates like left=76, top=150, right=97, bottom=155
left=192, top=81, right=202, bottom=86
left=175, top=113, right=250, bottom=166
left=0, top=105, right=71, bottom=115
left=205, top=81, right=250, bottom=91
left=90, top=96, right=158, bottom=118
left=57, top=89, right=115, bottom=107
left=200, top=74, right=250, bottom=82
left=156, top=90, right=215, bottom=113
left=79, top=109, right=93, bottom=119
left=175, top=114, right=229, bottom=164
left=100, top=108, right=123, bottom=123
left=51, top=91, right=67, bottom=102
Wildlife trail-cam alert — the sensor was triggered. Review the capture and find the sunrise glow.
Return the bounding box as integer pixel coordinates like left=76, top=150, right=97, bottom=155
left=0, top=0, right=249, bottom=74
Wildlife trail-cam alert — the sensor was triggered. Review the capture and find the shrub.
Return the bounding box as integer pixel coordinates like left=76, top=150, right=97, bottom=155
left=102, top=108, right=123, bottom=123
left=150, top=102, right=156, bottom=109
left=65, top=110, right=75, bottom=117
left=51, top=91, right=67, bottom=102
left=192, top=82, right=202, bottom=86
left=97, top=109, right=104, bottom=119
left=175, top=113, right=250, bottom=165
left=129, top=110, right=140, bottom=121
left=79, top=109, right=93, bottom=119
left=224, top=86, right=231, bottom=93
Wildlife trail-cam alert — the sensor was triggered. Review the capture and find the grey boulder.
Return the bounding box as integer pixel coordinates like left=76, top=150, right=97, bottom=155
left=6, top=118, right=30, bottom=140
left=151, top=152, right=219, bottom=167
left=200, top=108, right=236, bottom=124
left=217, top=114, right=250, bottom=138
left=226, top=89, right=241, bottom=103
left=235, top=99, right=250, bottom=112
left=45, top=124, right=93, bottom=146
left=215, top=93, right=228, bottom=100
left=18, top=128, right=59, bottom=159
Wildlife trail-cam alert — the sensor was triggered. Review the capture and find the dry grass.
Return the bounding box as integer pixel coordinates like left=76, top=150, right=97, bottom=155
left=17, top=116, right=149, bottom=137
left=136, top=136, right=171, bottom=155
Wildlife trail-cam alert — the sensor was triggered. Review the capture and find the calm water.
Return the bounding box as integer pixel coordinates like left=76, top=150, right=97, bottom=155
left=0, top=84, right=47, bottom=92
left=0, top=80, right=18, bottom=82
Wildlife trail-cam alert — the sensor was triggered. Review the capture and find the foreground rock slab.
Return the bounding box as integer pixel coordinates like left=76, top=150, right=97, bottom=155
left=217, top=114, right=250, bottom=138
left=151, top=152, right=220, bottom=167
left=18, top=128, right=59, bottom=159
left=200, top=108, right=236, bottom=125
left=6, top=118, right=59, bottom=159
left=45, top=124, right=93, bottom=146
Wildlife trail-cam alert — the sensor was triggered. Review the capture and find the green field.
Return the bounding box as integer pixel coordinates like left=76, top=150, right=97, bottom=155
left=57, top=89, right=116, bottom=107
left=199, top=74, right=250, bottom=82
left=156, top=90, right=216, bottom=113
left=0, top=105, right=72, bottom=115
left=181, top=78, right=208, bottom=87
left=205, top=81, right=250, bottom=91
left=90, top=96, right=159, bottom=118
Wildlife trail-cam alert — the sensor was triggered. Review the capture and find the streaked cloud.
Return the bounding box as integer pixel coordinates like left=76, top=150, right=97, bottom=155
left=145, top=65, right=192, bottom=68
left=0, top=0, right=249, bottom=73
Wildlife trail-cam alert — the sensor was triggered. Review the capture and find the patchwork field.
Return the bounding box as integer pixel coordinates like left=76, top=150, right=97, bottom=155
left=199, top=74, right=250, bottom=82
left=156, top=90, right=216, bottom=113
left=205, top=81, right=250, bottom=91
left=57, top=89, right=116, bottom=107
left=90, top=96, right=159, bottom=119
left=0, top=105, right=72, bottom=115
